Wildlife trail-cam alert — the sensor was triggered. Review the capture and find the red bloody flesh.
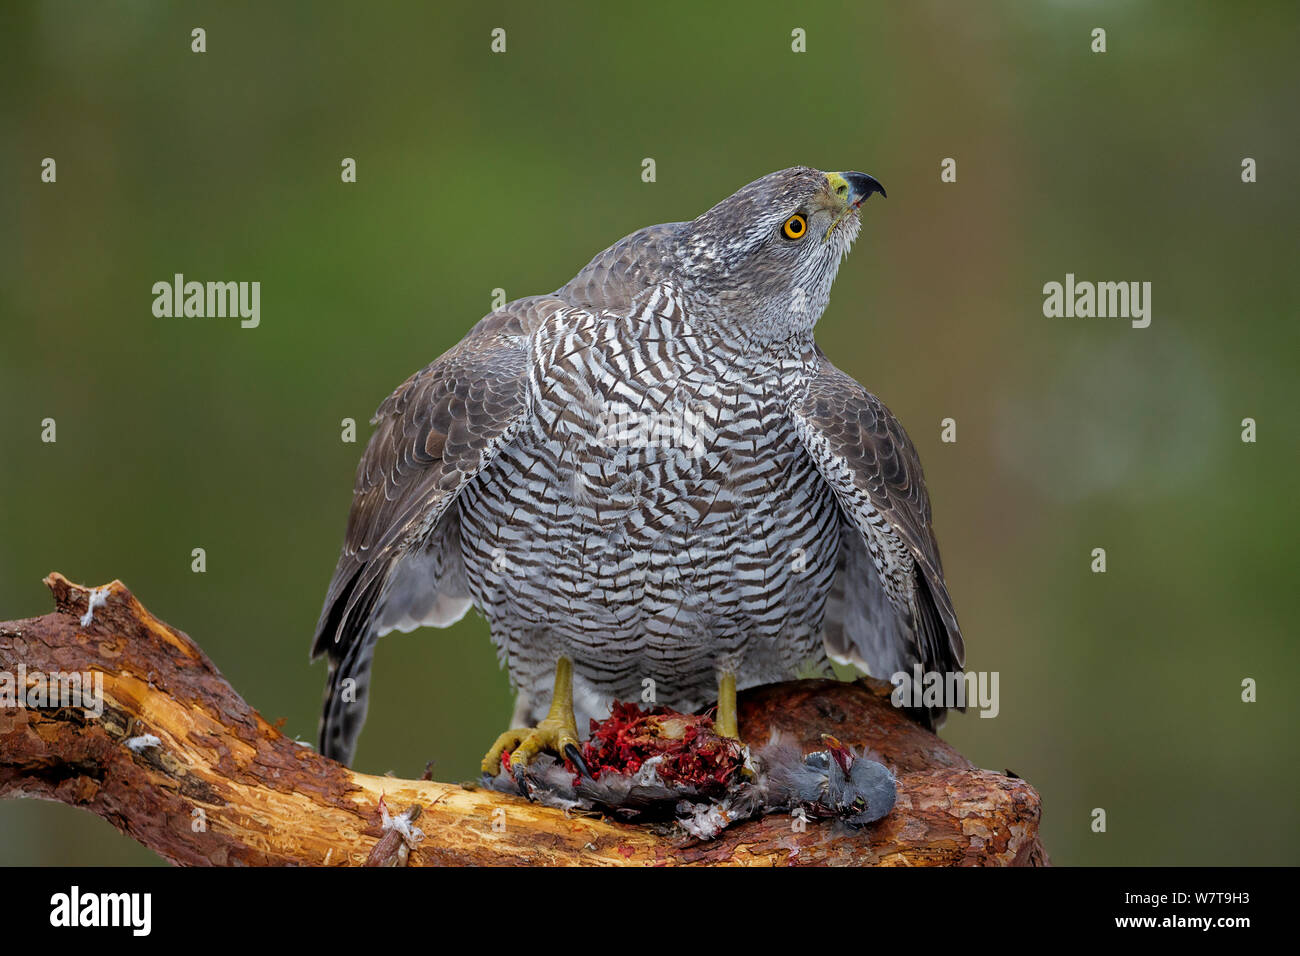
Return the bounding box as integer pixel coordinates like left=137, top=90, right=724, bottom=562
left=581, top=702, right=745, bottom=793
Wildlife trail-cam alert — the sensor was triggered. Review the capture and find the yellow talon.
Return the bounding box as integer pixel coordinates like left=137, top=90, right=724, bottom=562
left=481, top=657, right=586, bottom=778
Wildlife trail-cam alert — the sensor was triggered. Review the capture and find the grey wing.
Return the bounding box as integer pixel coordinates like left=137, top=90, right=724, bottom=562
left=790, top=356, right=965, bottom=728
left=311, top=298, right=557, bottom=764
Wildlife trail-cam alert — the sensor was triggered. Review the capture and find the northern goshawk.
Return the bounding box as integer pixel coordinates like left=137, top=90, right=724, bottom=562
left=313, top=167, right=965, bottom=770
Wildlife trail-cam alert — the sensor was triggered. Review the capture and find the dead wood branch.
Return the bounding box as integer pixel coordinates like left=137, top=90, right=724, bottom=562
left=0, top=574, right=1047, bottom=866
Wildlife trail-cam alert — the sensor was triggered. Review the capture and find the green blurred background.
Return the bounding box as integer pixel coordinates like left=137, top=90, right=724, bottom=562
left=2, top=0, right=1297, bottom=865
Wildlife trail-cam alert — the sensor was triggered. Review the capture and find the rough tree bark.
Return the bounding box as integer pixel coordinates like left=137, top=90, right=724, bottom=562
left=0, top=574, right=1047, bottom=866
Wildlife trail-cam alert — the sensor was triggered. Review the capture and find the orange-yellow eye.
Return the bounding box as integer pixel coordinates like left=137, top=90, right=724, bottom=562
left=781, top=214, right=807, bottom=240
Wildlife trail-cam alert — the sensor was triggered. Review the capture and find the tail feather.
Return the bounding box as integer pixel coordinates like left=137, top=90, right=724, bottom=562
left=314, top=561, right=385, bottom=765
left=319, top=643, right=376, bottom=765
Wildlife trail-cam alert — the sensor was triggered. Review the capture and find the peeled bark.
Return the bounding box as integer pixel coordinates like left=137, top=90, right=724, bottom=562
left=0, top=574, right=1047, bottom=866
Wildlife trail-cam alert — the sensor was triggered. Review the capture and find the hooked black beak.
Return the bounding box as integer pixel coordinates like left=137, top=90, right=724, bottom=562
left=823, top=171, right=886, bottom=240
left=840, top=171, right=886, bottom=206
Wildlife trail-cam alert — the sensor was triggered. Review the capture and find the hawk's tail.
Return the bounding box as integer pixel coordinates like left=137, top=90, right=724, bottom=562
left=318, top=637, right=376, bottom=766
left=314, top=562, right=385, bottom=766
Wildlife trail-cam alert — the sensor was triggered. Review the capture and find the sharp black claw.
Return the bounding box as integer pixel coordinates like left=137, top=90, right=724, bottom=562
left=564, top=743, right=592, bottom=778
left=512, top=767, right=531, bottom=798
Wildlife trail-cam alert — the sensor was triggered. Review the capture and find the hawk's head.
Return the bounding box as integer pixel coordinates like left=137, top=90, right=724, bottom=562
left=677, top=166, right=885, bottom=341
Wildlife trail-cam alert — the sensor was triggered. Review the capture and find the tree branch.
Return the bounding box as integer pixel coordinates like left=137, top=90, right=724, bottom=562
left=0, top=574, right=1047, bottom=866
